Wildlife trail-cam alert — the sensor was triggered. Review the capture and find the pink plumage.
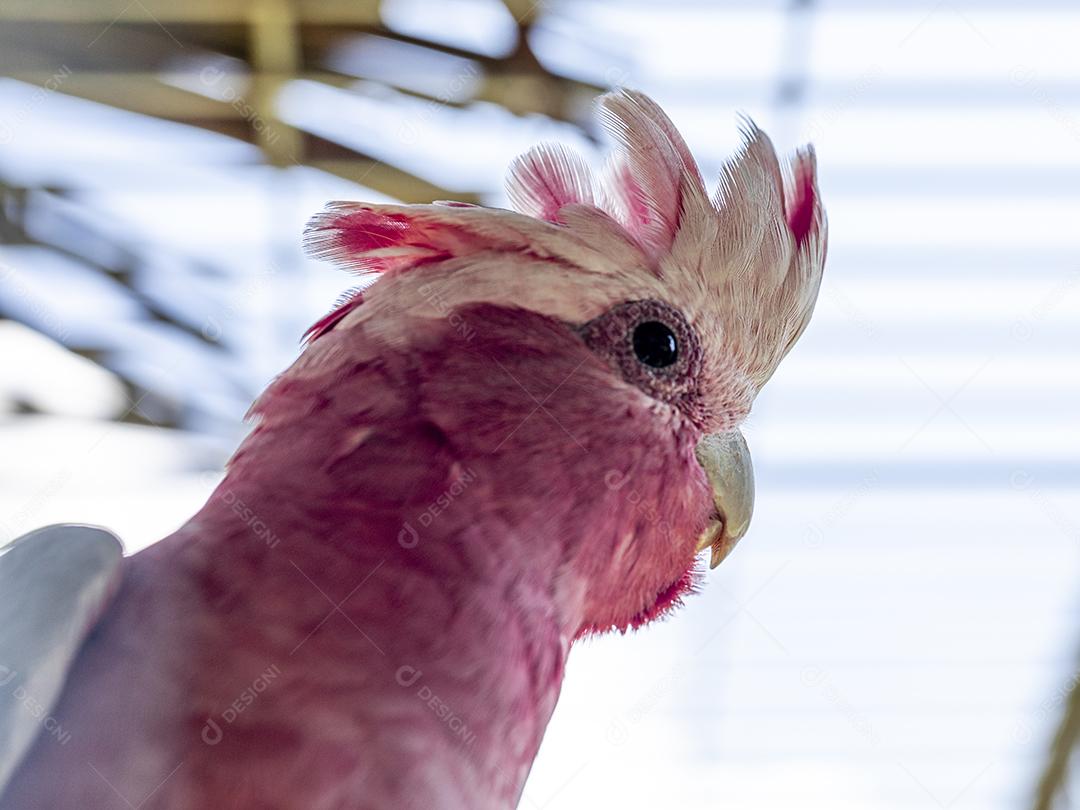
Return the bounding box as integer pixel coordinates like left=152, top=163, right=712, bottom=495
left=1, top=90, right=826, bottom=809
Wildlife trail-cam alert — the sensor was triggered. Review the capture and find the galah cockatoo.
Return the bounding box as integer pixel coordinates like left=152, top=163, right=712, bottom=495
left=0, top=90, right=826, bottom=809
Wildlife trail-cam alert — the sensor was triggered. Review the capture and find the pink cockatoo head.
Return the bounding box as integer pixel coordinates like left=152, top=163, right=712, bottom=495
left=292, top=90, right=827, bottom=634
left=284, top=89, right=826, bottom=637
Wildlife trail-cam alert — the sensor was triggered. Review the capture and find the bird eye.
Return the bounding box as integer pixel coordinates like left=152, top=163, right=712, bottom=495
left=632, top=321, right=678, bottom=368
left=576, top=299, right=701, bottom=408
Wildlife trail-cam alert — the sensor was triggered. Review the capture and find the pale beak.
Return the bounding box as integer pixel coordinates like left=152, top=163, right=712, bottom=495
left=693, top=430, right=755, bottom=569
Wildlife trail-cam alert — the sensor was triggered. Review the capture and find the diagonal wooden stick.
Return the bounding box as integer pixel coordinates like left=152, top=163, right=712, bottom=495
left=1033, top=663, right=1080, bottom=810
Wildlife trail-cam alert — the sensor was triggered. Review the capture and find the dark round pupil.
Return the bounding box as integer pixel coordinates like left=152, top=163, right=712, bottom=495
left=632, top=321, right=678, bottom=368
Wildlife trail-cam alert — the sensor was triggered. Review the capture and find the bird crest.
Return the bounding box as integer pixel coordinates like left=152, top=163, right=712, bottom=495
left=304, top=89, right=826, bottom=397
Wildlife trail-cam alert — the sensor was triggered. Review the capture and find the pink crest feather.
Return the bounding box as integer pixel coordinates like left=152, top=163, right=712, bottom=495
left=304, top=204, right=455, bottom=274
left=503, top=89, right=708, bottom=262
left=595, top=91, right=704, bottom=259
left=505, top=143, right=595, bottom=222
left=784, top=146, right=819, bottom=249
left=302, top=203, right=490, bottom=342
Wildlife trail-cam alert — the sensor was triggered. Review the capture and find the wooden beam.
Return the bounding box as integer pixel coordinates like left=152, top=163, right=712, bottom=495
left=311, top=160, right=480, bottom=205
left=248, top=0, right=303, bottom=165
left=498, top=0, right=544, bottom=26
left=0, top=0, right=381, bottom=24
left=8, top=69, right=596, bottom=123
left=8, top=72, right=242, bottom=118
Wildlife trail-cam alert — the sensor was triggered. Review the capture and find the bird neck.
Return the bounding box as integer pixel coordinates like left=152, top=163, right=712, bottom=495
left=164, top=480, right=575, bottom=810
left=160, top=301, right=704, bottom=805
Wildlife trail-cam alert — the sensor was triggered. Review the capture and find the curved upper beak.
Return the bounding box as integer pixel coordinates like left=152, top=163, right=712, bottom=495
left=693, top=430, right=755, bottom=569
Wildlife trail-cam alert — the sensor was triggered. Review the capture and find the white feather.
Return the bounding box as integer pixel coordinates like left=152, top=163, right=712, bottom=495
left=0, top=525, right=123, bottom=795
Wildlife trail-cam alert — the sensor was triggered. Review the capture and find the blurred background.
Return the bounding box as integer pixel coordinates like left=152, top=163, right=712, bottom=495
left=1, top=1, right=1078, bottom=808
